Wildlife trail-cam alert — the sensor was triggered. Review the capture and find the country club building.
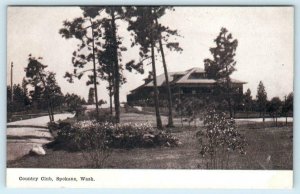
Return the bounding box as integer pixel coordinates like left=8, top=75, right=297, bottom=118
left=126, top=67, right=246, bottom=106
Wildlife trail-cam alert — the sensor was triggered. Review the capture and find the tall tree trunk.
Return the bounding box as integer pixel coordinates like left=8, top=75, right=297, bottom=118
left=154, top=17, right=174, bottom=127
left=109, top=73, right=113, bottom=115
left=285, top=96, right=288, bottom=126
left=49, top=99, right=54, bottom=122
left=39, top=73, right=54, bottom=123
left=110, top=8, right=120, bottom=123
left=263, top=108, right=265, bottom=123
left=225, top=68, right=233, bottom=118
left=226, top=92, right=233, bottom=118
left=46, top=101, right=52, bottom=122
left=150, top=32, right=163, bottom=129
left=90, top=19, right=100, bottom=121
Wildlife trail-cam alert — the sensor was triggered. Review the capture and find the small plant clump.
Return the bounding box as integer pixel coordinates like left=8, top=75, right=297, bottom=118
left=196, top=107, right=247, bottom=169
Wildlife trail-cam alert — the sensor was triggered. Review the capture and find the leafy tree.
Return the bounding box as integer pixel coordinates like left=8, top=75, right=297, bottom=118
left=98, top=99, right=107, bottom=107
left=243, top=88, right=253, bottom=117
left=45, top=72, right=64, bottom=114
left=182, top=97, right=204, bottom=127
left=286, top=92, right=294, bottom=113
left=174, top=97, right=184, bottom=127
left=267, top=97, right=282, bottom=126
left=21, top=78, right=29, bottom=99
left=87, top=88, right=95, bottom=105
left=7, top=84, right=29, bottom=113
left=81, top=97, right=87, bottom=105
left=282, top=92, right=293, bottom=124
left=24, top=55, right=62, bottom=122
left=256, top=81, right=268, bottom=122
left=204, top=27, right=238, bottom=118
left=64, top=93, right=85, bottom=117
left=283, top=92, right=293, bottom=115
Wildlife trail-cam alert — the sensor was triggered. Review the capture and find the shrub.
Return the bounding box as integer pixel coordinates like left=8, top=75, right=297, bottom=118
left=48, top=120, right=110, bottom=168
left=72, top=121, right=111, bottom=168
left=47, top=122, right=59, bottom=132
left=107, top=122, right=180, bottom=148
left=53, top=120, right=180, bottom=150
left=48, top=121, right=71, bottom=132
left=196, top=107, right=247, bottom=169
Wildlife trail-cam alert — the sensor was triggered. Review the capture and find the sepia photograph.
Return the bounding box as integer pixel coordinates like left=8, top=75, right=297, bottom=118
left=6, top=6, right=293, bottom=185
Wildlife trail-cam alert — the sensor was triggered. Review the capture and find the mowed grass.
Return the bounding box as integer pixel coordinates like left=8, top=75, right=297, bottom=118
left=7, top=113, right=293, bottom=169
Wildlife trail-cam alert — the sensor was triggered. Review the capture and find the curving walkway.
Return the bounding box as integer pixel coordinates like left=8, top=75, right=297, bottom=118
left=7, top=113, right=74, bottom=162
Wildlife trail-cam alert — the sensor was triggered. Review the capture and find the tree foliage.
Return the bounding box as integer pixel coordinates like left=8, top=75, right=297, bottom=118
left=60, top=7, right=130, bottom=122
left=204, top=28, right=238, bottom=117
left=282, top=92, right=293, bottom=116
left=24, top=55, right=62, bottom=122
left=243, top=88, right=253, bottom=116
left=256, top=81, right=267, bottom=111
left=267, top=97, right=282, bottom=117
left=126, top=6, right=182, bottom=128
left=64, top=93, right=86, bottom=117
left=59, top=8, right=104, bottom=120
left=196, top=107, right=247, bottom=169
left=7, top=84, right=30, bottom=113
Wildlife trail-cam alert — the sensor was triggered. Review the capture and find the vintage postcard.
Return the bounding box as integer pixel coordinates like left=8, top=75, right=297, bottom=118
left=6, top=6, right=293, bottom=188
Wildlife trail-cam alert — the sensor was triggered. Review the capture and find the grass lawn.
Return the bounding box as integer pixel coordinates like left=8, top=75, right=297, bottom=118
left=7, top=113, right=293, bottom=169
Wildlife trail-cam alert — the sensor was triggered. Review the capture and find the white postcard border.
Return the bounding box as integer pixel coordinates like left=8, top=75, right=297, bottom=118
left=6, top=168, right=293, bottom=189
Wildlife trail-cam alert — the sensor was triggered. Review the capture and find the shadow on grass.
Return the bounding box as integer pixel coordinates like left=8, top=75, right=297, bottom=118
left=7, top=135, right=53, bottom=141
left=7, top=125, right=48, bottom=129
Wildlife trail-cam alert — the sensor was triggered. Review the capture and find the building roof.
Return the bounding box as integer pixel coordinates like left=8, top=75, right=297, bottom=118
left=131, top=67, right=246, bottom=92
left=147, top=67, right=245, bottom=85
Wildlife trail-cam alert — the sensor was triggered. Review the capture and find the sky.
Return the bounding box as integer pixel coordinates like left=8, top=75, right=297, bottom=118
left=7, top=6, right=294, bottom=104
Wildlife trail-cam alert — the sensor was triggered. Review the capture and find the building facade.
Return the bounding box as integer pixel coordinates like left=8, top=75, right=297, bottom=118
left=127, top=67, right=246, bottom=107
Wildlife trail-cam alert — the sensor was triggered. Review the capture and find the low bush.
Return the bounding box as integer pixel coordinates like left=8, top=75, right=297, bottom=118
left=48, top=121, right=71, bottom=132
left=107, top=122, right=180, bottom=148
left=51, top=120, right=180, bottom=151
left=48, top=120, right=111, bottom=168
left=196, top=107, right=247, bottom=169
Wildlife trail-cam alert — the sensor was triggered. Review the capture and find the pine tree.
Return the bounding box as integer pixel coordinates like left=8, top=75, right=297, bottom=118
left=243, top=88, right=252, bottom=117
left=204, top=27, right=238, bottom=118
left=126, top=7, right=163, bottom=129
left=256, top=81, right=267, bottom=122
left=153, top=7, right=182, bottom=127
left=59, top=8, right=104, bottom=120
left=126, top=6, right=182, bottom=128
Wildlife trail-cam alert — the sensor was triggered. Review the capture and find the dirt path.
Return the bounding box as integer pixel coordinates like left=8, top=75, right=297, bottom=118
left=7, top=113, right=74, bottom=162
